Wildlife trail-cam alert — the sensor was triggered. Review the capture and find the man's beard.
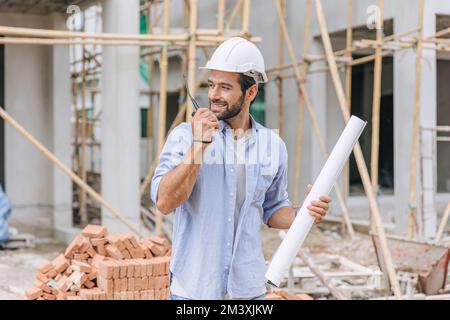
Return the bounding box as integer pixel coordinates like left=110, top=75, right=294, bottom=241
left=210, top=94, right=245, bottom=121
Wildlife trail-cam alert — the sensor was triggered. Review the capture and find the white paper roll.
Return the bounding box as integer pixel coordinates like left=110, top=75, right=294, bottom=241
left=265, top=115, right=367, bottom=286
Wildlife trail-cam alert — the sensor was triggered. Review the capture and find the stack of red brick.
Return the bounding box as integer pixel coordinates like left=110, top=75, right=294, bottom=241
left=24, top=225, right=171, bottom=300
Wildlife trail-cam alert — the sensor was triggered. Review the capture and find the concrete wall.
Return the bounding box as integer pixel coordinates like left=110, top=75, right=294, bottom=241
left=2, top=14, right=54, bottom=237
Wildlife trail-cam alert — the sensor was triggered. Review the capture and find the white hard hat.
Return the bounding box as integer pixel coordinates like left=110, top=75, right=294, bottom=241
left=200, top=37, right=268, bottom=84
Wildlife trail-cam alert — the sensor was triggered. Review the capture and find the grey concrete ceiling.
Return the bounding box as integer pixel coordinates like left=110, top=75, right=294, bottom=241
left=0, top=0, right=92, bottom=15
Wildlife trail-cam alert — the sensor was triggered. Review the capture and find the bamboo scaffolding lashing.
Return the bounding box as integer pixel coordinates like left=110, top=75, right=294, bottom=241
left=266, top=27, right=421, bottom=74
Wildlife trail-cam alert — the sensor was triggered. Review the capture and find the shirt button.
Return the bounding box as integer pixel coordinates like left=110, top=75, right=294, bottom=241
left=227, top=242, right=231, bottom=246
left=230, top=192, right=234, bottom=197
left=225, top=266, right=229, bottom=270
left=228, top=218, right=231, bottom=222
left=230, top=168, right=234, bottom=172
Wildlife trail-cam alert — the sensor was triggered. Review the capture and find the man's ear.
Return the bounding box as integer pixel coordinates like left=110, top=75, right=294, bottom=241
left=246, top=84, right=258, bottom=102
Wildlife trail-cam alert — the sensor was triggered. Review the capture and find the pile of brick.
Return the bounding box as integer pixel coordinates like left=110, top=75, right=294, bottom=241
left=24, top=225, right=171, bottom=300
left=266, top=291, right=313, bottom=300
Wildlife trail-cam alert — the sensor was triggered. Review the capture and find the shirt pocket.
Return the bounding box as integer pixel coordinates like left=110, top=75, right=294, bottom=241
left=253, top=173, right=275, bottom=202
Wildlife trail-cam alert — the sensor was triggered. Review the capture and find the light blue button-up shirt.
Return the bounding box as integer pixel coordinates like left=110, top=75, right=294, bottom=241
left=150, top=116, right=291, bottom=299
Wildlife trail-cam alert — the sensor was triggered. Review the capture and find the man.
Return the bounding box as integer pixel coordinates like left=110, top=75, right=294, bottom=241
left=151, top=37, right=331, bottom=300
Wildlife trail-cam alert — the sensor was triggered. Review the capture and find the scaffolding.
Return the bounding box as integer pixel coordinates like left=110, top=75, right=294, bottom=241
left=0, top=0, right=449, bottom=298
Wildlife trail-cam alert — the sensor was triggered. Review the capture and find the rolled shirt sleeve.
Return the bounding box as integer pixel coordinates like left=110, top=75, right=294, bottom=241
left=150, top=123, right=193, bottom=205
left=262, top=140, right=292, bottom=225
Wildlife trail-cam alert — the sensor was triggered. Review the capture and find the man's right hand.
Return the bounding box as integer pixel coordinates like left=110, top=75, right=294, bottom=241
left=191, top=108, right=220, bottom=143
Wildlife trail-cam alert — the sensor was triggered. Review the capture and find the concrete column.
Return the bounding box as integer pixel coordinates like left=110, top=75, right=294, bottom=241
left=50, top=14, right=73, bottom=242
left=101, top=0, right=141, bottom=234
left=418, top=5, right=437, bottom=239
left=310, top=41, right=328, bottom=182
left=393, top=1, right=417, bottom=236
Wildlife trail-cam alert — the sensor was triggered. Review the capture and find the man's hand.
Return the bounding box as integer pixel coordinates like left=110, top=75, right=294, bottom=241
left=191, top=108, right=219, bottom=143
left=305, top=184, right=332, bottom=224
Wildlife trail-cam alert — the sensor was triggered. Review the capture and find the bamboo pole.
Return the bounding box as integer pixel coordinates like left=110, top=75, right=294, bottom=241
left=241, top=0, right=251, bottom=37
left=186, top=0, right=198, bottom=122
left=407, top=0, right=425, bottom=239
left=0, top=36, right=261, bottom=47
left=0, top=106, right=143, bottom=237
left=146, top=0, right=157, bottom=183
left=342, top=0, right=353, bottom=236
left=217, top=0, right=226, bottom=35
left=370, top=0, right=384, bottom=232
left=435, top=201, right=450, bottom=243
left=273, top=0, right=355, bottom=239
left=313, top=0, right=401, bottom=297
left=227, top=0, right=244, bottom=29
left=277, top=0, right=286, bottom=138
left=298, top=249, right=348, bottom=300
left=0, top=25, right=188, bottom=41
left=79, top=48, right=88, bottom=225
left=155, top=0, right=171, bottom=236
left=293, top=0, right=311, bottom=207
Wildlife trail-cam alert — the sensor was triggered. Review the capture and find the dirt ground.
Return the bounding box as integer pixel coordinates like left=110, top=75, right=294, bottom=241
left=0, top=240, right=66, bottom=300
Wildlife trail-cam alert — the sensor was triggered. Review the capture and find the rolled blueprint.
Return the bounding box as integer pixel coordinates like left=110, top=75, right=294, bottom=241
left=265, top=115, right=367, bottom=287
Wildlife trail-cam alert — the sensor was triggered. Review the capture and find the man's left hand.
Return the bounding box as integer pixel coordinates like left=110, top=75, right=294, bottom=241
left=305, top=184, right=332, bottom=224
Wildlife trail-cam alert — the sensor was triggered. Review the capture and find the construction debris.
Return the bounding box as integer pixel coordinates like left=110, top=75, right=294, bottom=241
left=371, top=234, right=450, bottom=295
left=23, top=225, right=171, bottom=300
left=266, top=291, right=313, bottom=300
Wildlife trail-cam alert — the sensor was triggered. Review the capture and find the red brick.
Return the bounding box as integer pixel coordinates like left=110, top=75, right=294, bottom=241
left=45, top=267, right=58, bottom=279
left=78, top=237, right=91, bottom=254
left=128, top=278, right=135, bottom=292
left=121, top=278, right=128, bottom=292
left=148, top=276, right=154, bottom=290
left=64, top=234, right=83, bottom=258
left=105, top=244, right=124, bottom=260
left=84, top=279, right=95, bottom=289
left=81, top=224, right=107, bottom=238
left=148, top=290, right=154, bottom=300
left=52, top=254, right=70, bottom=273
left=73, top=253, right=90, bottom=260
left=36, top=282, right=53, bottom=294
left=37, top=261, right=53, bottom=274
left=136, top=259, right=146, bottom=277
left=42, top=293, right=57, bottom=300
left=134, top=260, right=141, bottom=278
left=86, top=246, right=97, bottom=258
left=141, top=277, right=148, bottom=290
left=35, top=272, right=49, bottom=284
left=56, top=275, right=69, bottom=292
left=113, top=279, right=121, bottom=292
left=122, top=249, right=132, bottom=259
left=96, top=243, right=107, bottom=256
left=91, top=254, right=106, bottom=268
left=26, top=287, right=43, bottom=300
left=149, top=236, right=169, bottom=247
left=118, top=260, right=127, bottom=278
left=72, top=261, right=92, bottom=273
left=128, top=236, right=140, bottom=249
left=91, top=238, right=107, bottom=247
left=111, top=260, right=120, bottom=279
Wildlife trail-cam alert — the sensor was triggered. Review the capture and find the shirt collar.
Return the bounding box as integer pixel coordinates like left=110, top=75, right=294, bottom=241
left=219, top=114, right=260, bottom=134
